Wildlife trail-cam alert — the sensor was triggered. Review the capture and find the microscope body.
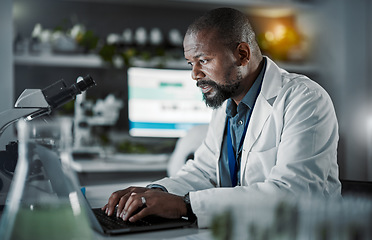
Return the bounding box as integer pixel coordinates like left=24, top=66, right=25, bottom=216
left=0, top=76, right=95, bottom=206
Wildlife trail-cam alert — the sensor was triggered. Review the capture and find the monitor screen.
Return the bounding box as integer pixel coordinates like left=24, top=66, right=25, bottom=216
left=127, top=67, right=212, bottom=138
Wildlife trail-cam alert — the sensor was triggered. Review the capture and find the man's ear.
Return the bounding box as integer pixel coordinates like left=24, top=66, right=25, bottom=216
left=236, top=42, right=251, bottom=66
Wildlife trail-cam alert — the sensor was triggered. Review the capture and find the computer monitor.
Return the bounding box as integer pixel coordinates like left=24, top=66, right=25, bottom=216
left=127, top=67, right=212, bottom=138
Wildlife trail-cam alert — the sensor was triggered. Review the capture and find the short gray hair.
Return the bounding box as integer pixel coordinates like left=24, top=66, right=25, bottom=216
left=186, top=8, right=261, bottom=57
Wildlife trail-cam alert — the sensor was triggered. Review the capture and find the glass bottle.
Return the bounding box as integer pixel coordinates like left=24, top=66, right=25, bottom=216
left=0, top=118, right=93, bottom=240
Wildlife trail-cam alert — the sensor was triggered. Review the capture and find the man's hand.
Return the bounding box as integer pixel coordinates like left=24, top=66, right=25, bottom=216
left=101, top=186, right=149, bottom=217
left=101, top=187, right=187, bottom=222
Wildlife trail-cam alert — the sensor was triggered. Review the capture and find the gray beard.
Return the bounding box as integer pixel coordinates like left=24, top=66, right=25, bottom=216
left=198, top=80, right=240, bottom=109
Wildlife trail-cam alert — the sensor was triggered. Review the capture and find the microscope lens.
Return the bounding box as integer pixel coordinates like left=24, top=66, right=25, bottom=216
left=76, top=75, right=96, bottom=92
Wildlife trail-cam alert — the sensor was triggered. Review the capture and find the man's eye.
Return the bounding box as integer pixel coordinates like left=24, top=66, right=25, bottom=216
left=200, top=59, right=208, bottom=64
left=187, top=62, right=193, bottom=67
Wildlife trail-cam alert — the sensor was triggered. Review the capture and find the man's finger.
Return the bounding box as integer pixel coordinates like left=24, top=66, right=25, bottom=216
left=106, top=190, right=127, bottom=216
left=116, top=193, right=130, bottom=218
left=122, top=194, right=144, bottom=221
left=101, top=204, right=108, bottom=211
left=129, top=206, right=152, bottom=222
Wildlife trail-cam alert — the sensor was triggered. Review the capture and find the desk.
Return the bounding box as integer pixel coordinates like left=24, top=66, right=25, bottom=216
left=72, top=155, right=169, bottom=186
left=71, top=154, right=170, bottom=173
left=84, top=182, right=213, bottom=240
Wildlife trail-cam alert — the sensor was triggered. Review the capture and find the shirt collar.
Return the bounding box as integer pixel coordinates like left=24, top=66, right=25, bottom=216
left=226, top=57, right=267, bottom=117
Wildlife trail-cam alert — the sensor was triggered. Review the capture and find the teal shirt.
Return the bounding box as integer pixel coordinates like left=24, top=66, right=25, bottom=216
left=219, top=58, right=266, bottom=187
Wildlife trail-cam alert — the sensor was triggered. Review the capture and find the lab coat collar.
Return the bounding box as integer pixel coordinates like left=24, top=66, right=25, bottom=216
left=260, top=56, right=285, bottom=103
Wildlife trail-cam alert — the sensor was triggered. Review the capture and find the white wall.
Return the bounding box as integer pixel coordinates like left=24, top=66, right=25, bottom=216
left=342, top=0, right=370, bottom=180
left=316, top=0, right=371, bottom=180
left=0, top=0, right=15, bottom=150
left=338, top=0, right=371, bottom=180
left=367, top=0, right=372, bottom=180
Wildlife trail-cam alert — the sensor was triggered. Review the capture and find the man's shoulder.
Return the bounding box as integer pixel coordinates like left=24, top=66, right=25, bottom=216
left=278, top=70, right=327, bottom=96
left=265, top=57, right=319, bottom=90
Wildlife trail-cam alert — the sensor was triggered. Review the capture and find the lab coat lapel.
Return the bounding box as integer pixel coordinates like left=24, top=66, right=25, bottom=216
left=240, top=57, right=283, bottom=181
left=241, top=94, right=272, bottom=159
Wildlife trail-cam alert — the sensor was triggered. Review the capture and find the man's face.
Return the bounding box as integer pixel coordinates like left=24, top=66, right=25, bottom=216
left=183, top=29, right=244, bottom=108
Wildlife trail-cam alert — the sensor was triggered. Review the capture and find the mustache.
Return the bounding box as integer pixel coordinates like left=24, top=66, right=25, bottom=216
left=196, top=80, right=218, bottom=88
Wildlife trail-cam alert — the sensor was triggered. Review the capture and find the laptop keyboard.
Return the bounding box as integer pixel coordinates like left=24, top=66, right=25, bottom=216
left=93, top=208, right=151, bottom=230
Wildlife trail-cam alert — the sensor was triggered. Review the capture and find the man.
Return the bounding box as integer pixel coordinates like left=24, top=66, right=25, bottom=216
left=102, top=8, right=341, bottom=227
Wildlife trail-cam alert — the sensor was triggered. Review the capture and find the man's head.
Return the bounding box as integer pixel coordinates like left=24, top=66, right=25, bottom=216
left=183, top=8, right=263, bottom=108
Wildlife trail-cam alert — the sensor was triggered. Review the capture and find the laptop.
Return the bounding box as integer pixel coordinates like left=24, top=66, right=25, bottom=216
left=89, top=206, right=195, bottom=235
left=33, top=143, right=196, bottom=235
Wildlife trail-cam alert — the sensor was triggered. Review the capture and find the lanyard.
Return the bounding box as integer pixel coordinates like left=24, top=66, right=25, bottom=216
left=227, top=114, right=250, bottom=187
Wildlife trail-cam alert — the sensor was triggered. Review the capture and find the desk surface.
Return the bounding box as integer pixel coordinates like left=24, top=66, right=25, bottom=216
left=72, top=153, right=170, bottom=173
left=85, top=182, right=212, bottom=240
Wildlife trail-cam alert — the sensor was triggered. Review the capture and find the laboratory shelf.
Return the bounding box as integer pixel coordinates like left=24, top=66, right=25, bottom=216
left=14, top=54, right=107, bottom=68
left=14, top=54, right=191, bottom=69
left=14, top=54, right=317, bottom=73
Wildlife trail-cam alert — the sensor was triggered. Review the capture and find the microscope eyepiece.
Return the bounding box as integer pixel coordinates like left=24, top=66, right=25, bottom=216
left=42, top=75, right=96, bottom=110
left=76, top=75, right=96, bottom=93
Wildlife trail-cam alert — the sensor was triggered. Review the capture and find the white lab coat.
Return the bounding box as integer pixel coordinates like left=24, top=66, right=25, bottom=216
left=153, top=57, right=341, bottom=227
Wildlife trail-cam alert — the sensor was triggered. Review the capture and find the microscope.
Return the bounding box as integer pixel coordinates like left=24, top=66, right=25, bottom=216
left=0, top=75, right=96, bottom=206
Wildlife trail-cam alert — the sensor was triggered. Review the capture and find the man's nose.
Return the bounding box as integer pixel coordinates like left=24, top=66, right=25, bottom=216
left=191, top=64, right=205, bottom=80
